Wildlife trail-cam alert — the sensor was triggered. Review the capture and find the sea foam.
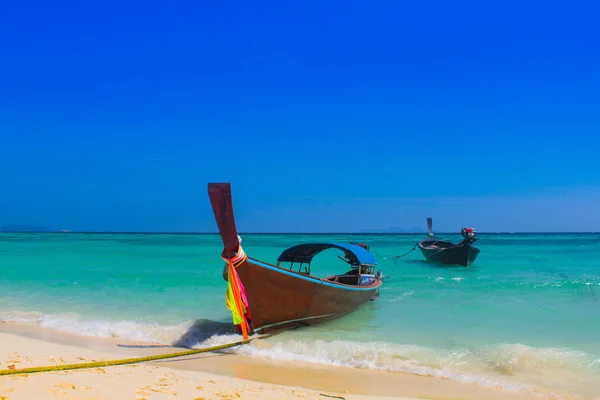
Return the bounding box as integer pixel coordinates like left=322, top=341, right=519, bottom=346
left=2, top=310, right=596, bottom=399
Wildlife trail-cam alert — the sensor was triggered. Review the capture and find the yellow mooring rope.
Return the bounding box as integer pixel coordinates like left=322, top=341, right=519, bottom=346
left=0, top=334, right=273, bottom=376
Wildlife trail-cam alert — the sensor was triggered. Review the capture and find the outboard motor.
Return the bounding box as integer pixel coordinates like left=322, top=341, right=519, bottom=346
left=460, top=228, right=477, bottom=245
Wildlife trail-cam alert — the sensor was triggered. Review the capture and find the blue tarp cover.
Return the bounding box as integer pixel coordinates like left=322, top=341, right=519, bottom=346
left=277, top=242, right=377, bottom=266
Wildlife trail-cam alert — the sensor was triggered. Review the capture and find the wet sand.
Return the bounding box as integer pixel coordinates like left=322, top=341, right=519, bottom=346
left=0, top=323, right=561, bottom=400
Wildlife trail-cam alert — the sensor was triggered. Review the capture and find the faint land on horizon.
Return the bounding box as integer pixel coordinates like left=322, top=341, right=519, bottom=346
left=0, top=225, right=597, bottom=235
left=0, top=224, right=53, bottom=232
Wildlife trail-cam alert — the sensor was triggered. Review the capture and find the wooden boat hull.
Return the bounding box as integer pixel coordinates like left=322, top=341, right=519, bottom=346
left=418, top=242, right=480, bottom=267
left=236, top=257, right=381, bottom=334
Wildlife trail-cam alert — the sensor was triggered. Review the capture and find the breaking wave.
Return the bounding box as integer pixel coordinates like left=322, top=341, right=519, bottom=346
left=2, top=310, right=598, bottom=399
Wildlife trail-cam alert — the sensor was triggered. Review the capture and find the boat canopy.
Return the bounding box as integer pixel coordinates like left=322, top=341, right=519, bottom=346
left=277, top=242, right=378, bottom=266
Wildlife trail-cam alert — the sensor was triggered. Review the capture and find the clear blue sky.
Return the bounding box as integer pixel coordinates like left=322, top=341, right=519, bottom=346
left=1, top=0, right=598, bottom=232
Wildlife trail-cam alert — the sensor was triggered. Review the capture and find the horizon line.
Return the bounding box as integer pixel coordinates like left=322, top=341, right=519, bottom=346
left=0, top=231, right=598, bottom=235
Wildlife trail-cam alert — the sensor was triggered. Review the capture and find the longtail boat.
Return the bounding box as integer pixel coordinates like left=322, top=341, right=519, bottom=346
left=208, top=182, right=383, bottom=338
left=417, top=217, right=480, bottom=266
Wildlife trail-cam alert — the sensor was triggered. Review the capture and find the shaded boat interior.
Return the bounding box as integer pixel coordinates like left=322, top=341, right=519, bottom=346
left=275, top=242, right=381, bottom=288
left=419, top=238, right=457, bottom=250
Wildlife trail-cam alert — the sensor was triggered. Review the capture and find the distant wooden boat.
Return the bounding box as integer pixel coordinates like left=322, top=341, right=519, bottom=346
left=417, top=217, right=480, bottom=267
left=208, top=182, right=383, bottom=337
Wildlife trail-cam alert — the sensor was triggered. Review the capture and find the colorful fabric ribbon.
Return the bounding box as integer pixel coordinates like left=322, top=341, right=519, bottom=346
left=222, top=243, right=251, bottom=339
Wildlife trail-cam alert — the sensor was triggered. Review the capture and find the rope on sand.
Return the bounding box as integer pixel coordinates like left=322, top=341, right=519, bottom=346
left=0, top=333, right=274, bottom=376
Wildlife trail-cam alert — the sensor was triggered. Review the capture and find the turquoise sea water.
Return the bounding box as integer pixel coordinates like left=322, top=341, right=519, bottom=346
left=1, top=233, right=599, bottom=399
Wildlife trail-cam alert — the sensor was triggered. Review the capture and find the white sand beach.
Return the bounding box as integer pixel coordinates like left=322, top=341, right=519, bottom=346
left=0, top=324, right=558, bottom=400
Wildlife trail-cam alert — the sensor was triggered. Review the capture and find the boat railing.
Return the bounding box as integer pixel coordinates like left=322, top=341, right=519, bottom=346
left=276, top=260, right=311, bottom=275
